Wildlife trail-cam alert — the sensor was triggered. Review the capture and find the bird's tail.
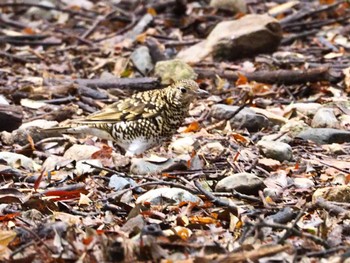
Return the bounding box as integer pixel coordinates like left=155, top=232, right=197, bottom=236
left=42, top=124, right=115, bottom=141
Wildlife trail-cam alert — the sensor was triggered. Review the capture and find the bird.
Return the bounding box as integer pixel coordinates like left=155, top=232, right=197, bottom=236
left=46, top=79, right=208, bottom=156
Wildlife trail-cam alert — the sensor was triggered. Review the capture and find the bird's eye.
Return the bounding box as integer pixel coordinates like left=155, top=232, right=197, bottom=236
left=180, top=87, right=187, bottom=93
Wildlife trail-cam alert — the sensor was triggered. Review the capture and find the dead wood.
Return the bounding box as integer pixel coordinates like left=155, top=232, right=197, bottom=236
left=76, top=77, right=160, bottom=91
left=0, top=104, right=23, bottom=132
left=195, top=66, right=335, bottom=85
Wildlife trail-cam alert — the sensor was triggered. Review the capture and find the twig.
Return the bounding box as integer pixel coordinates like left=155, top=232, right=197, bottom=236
left=278, top=208, right=305, bottom=244
left=76, top=77, right=160, bottom=91
left=19, top=226, right=55, bottom=254
left=0, top=2, right=94, bottom=18
left=195, top=66, right=333, bottom=85
left=194, top=180, right=238, bottom=215
left=0, top=50, right=31, bottom=63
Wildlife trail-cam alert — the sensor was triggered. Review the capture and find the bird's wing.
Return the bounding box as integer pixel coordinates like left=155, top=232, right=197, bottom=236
left=79, top=96, right=165, bottom=123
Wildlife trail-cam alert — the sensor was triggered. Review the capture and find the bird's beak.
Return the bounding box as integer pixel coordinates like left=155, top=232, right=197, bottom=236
left=196, top=88, right=209, bottom=96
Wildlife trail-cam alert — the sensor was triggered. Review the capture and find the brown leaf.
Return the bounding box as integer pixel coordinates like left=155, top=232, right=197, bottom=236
left=184, top=121, right=200, bottom=133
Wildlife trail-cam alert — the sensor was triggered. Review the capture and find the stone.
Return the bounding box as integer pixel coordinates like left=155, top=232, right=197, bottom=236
left=284, top=103, right=322, bottom=117
left=280, top=119, right=309, bottom=137
left=169, top=136, right=196, bottom=154
left=63, top=144, right=100, bottom=161
left=211, top=104, right=270, bottom=131
left=136, top=188, right=202, bottom=205
left=311, top=108, right=339, bottom=128
left=0, top=152, right=41, bottom=172
left=257, top=140, right=293, bottom=162
left=215, top=172, right=265, bottom=195
left=177, top=14, right=282, bottom=62
left=154, top=59, right=197, bottom=84
left=1, top=120, right=59, bottom=146
left=130, top=158, right=177, bottom=175
left=210, top=0, right=247, bottom=13
left=297, top=128, right=350, bottom=144
left=294, top=178, right=315, bottom=189
left=109, top=175, right=138, bottom=191
left=130, top=46, right=153, bottom=75
left=250, top=107, right=287, bottom=126
left=313, top=185, right=350, bottom=203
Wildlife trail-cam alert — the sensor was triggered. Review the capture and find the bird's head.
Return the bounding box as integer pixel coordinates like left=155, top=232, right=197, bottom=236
left=167, top=79, right=208, bottom=106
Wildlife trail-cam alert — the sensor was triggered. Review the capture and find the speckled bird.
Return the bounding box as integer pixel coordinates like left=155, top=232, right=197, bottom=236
left=49, top=79, right=207, bottom=155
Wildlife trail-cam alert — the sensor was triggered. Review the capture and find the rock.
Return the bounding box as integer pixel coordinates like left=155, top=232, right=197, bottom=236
left=0, top=152, right=41, bottom=172
left=169, top=136, right=196, bottom=154
left=0, top=105, right=23, bottom=132
left=210, top=0, right=247, bottom=13
left=294, top=178, right=315, bottom=189
left=61, top=0, right=93, bottom=9
left=257, top=140, right=293, bottom=162
left=63, top=144, right=100, bottom=161
left=0, top=164, right=23, bottom=181
left=25, top=0, right=59, bottom=20
left=125, top=14, right=153, bottom=41
left=154, top=59, right=197, bottom=84
left=42, top=155, right=72, bottom=172
left=297, top=128, right=350, bottom=144
left=211, top=104, right=270, bottom=132
left=313, top=185, right=350, bottom=203
left=75, top=160, right=102, bottom=176
left=261, top=133, right=292, bottom=144
left=130, top=46, right=153, bottom=75
left=258, top=158, right=281, bottom=171
left=311, top=108, right=339, bottom=128
left=136, top=187, right=202, bottom=205
left=215, top=172, right=265, bottom=195
left=284, top=103, right=322, bottom=117
left=130, top=158, right=177, bottom=175
left=280, top=119, right=309, bottom=137
left=1, top=120, right=59, bottom=146
left=0, top=95, right=9, bottom=105
left=198, top=142, right=225, bottom=157
left=272, top=51, right=305, bottom=65
left=177, top=14, right=282, bottom=62
left=250, top=107, right=287, bottom=126
left=263, top=187, right=281, bottom=199
left=109, top=175, right=138, bottom=191
left=323, top=143, right=346, bottom=155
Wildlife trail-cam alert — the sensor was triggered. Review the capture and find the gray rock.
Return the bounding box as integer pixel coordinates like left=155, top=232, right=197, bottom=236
left=124, top=14, right=153, bottom=41
left=63, top=144, right=100, bottom=161
left=294, top=178, right=315, bottom=189
left=109, top=175, right=138, bottom=191
left=257, top=140, right=293, bottom=162
left=284, top=103, right=322, bottom=117
left=297, top=128, right=350, bottom=144
left=313, top=186, right=350, bottom=203
left=0, top=152, right=41, bottom=171
left=136, top=187, right=202, bottom=205
left=25, top=0, right=59, bottom=20
left=280, top=119, right=310, bottom=137
left=131, top=46, right=153, bottom=75
left=211, top=104, right=270, bottom=131
left=154, top=59, right=197, bottom=85
left=263, top=187, right=281, bottom=199
left=130, top=158, right=178, bottom=175
left=311, top=108, right=339, bottom=128
left=215, top=172, right=265, bottom=195
left=0, top=95, right=9, bottom=105
left=177, top=14, right=282, bottom=62
left=75, top=159, right=102, bottom=176
left=261, top=133, right=292, bottom=144
left=210, top=0, right=247, bottom=13
left=1, top=120, right=59, bottom=146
